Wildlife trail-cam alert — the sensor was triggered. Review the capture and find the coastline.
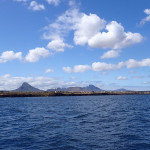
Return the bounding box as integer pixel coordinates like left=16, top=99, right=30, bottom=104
left=0, top=91, right=150, bottom=98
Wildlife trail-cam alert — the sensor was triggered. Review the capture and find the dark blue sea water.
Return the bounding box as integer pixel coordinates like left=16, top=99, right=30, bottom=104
left=0, top=95, right=150, bottom=150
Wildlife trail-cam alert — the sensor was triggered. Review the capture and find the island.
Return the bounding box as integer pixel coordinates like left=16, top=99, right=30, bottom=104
left=0, top=82, right=150, bottom=97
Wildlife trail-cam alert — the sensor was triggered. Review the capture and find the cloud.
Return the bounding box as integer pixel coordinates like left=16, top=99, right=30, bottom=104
left=29, top=1, right=45, bottom=11
left=144, top=9, right=150, bottom=15
left=143, top=81, right=150, bottom=84
left=68, top=0, right=76, bottom=6
left=0, top=74, right=80, bottom=90
left=46, top=0, right=60, bottom=6
left=63, top=65, right=91, bottom=73
left=43, top=8, right=78, bottom=52
left=2, top=74, right=11, bottom=78
left=43, top=9, right=106, bottom=46
left=92, top=61, right=124, bottom=71
left=43, top=8, right=143, bottom=50
left=74, top=13, right=106, bottom=45
left=140, top=9, right=150, bottom=25
left=63, top=57, right=150, bottom=73
left=88, top=21, right=143, bottom=49
left=62, top=67, right=72, bottom=73
left=73, top=65, right=91, bottom=73
left=25, top=47, right=50, bottom=62
left=0, top=74, right=149, bottom=91
left=0, top=51, right=22, bottom=63
left=63, top=62, right=124, bottom=73
left=101, top=50, right=120, bottom=59
left=126, top=58, right=150, bottom=68
left=45, top=69, right=54, bottom=73
left=47, top=39, right=73, bottom=52
left=43, top=8, right=81, bottom=40
left=117, top=76, right=128, bottom=80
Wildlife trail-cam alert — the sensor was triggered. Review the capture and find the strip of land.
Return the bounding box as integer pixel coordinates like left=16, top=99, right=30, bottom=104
left=0, top=91, right=150, bottom=97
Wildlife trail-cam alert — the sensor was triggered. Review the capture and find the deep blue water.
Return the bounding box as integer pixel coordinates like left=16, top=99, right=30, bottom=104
left=0, top=95, right=150, bottom=150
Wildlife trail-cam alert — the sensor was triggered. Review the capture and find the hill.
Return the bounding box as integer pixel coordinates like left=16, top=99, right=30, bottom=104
left=47, top=84, right=103, bottom=92
left=113, top=88, right=131, bottom=92
left=13, top=82, right=42, bottom=92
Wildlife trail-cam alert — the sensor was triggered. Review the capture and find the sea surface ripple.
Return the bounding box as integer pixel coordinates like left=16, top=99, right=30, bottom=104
left=0, top=95, right=150, bottom=150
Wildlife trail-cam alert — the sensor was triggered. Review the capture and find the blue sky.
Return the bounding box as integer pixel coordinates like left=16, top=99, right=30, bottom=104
left=0, top=0, right=150, bottom=90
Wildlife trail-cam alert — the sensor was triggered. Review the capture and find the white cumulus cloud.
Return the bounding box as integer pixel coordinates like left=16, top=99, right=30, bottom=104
left=117, top=76, right=128, bottom=80
left=0, top=74, right=80, bottom=90
left=47, top=39, right=73, bottom=52
left=45, top=69, right=54, bottom=73
left=0, top=51, right=22, bottom=63
left=74, top=13, right=106, bottom=45
left=88, top=21, right=143, bottom=49
left=25, top=47, right=50, bottom=62
left=29, top=1, right=45, bottom=11
left=92, top=61, right=124, bottom=71
left=144, top=9, right=150, bottom=15
left=73, top=65, right=91, bottom=73
left=63, top=57, right=150, bottom=73
left=46, top=0, right=60, bottom=6
left=63, top=62, right=124, bottom=73
left=43, top=8, right=143, bottom=51
left=43, top=8, right=81, bottom=40
left=140, top=9, right=150, bottom=25
left=63, top=65, right=91, bottom=73
left=101, top=50, right=120, bottom=59
left=126, top=58, right=150, bottom=68
left=62, top=67, right=72, bottom=73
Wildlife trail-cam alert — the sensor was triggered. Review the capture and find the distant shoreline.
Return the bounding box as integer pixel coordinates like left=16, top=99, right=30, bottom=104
left=0, top=91, right=150, bottom=98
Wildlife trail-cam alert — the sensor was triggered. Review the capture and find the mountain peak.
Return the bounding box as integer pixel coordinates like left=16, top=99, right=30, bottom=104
left=85, top=84, right=103, bottom=91
left=22, top=82, right=31, bottom=87
left=87, top=84, right=96, bottom=88
left=14, top=82, right=42, bottom=92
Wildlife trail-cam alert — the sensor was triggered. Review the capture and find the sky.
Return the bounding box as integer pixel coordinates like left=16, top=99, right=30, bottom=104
left=0, top=0, right=150, bottom=91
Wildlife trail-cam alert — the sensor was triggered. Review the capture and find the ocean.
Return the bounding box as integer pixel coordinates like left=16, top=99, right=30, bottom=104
left=0, top=95, right=150, bottom=150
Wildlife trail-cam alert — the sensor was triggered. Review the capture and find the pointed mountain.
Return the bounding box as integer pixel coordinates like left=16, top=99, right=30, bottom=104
left=14, top=82, right=43, bottom=92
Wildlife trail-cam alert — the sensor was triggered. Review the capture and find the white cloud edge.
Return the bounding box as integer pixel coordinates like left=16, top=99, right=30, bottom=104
left=140, top=9, right=150, bottom=25
left=63, top=58, right=150, bottom=73
left=25, top=47, right=50, bottom=62
left=0, top=51, right=22, bottom=63
left=116, top=76, right=128, bottom=80
left=29, top=1, right=45, bottom=11
left=45, top=0, right=60, bottom=6
left=100, top=50, right=120, bottom=59
left=43, top=8, right=143, bottom=50
left=47, top=39, right=73, bottom=52
left=45, top=68, right=54, bottom=73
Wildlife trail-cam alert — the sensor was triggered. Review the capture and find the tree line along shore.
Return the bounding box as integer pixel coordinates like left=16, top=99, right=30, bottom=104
left=0, top=91, right=150, bottom=98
